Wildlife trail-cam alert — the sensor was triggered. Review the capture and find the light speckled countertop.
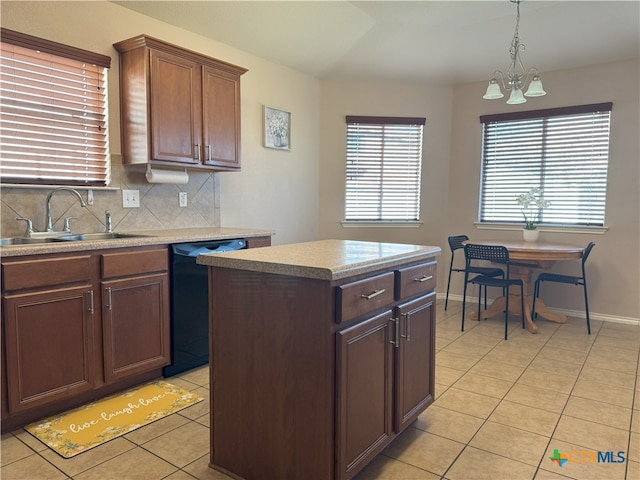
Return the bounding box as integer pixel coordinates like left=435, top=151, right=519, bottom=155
left=196, top=239, right=441, bottom=281
left=0, top=227, right=274, bottom=257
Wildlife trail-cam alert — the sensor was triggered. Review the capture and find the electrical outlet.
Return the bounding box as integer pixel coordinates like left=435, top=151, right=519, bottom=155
left=122, top=189, right=140, bottom=208
left=179, top=192, right=188, bottom=207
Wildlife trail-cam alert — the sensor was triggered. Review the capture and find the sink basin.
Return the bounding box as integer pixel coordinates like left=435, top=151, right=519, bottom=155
left=58, top=233, right=151, bottom=241
left=0, top=237, right=68, bottom=245
left=0, top=233, right=152, bottom=245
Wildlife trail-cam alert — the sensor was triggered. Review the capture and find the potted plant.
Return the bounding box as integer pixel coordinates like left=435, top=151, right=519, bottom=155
left=516, top=188, right=550, bottom=242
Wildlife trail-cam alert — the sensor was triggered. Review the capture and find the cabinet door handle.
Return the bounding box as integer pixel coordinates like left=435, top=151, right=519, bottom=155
left=105, top=287, right=112, bottom=310
left=389, top=317, right=400, bottom=348
left=205, top=144, right=212, bottom=162
left=361, top=288, right=386, bottom=300
left=194, top=144, right=200, bottom=161
left=414, top=275, right=433, bottom=283
left=400, top=313, right=411, bottom=341
left=88, top=290, right=94, bottom=314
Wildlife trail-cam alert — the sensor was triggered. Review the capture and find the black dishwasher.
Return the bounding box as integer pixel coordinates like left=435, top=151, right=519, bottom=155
left=163, top=239, right=246, bottom=377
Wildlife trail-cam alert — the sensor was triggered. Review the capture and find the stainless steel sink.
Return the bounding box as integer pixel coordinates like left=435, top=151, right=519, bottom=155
left=58, top=233, right=151, bottom=241
left=0, top=237, right=68, bottom=245
left=1, top=233, right=152, bottom=245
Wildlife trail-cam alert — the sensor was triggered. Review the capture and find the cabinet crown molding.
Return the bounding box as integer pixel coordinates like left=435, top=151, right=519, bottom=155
left=113, top=34, right=248, bottom=76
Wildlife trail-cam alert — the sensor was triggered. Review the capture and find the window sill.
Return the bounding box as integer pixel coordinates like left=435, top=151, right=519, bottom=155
left=474, top=223, right=608, bottom=235
left=341, top=220, right=423, bottom=228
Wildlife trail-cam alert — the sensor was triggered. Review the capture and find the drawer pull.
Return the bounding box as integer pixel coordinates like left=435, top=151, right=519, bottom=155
left=414, top=275, right=433, bottom=283
left=194, top=144, right=200, bottom=161
left=361, top=289, right=386, bottom=300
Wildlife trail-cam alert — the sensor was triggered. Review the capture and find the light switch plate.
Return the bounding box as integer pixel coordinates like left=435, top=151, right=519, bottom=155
left=179, top=192, right=188, bottom=207
left=122, top=189, right=140, bottom=208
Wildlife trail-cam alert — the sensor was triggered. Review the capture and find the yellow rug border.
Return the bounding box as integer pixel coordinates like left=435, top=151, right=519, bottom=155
left=25, top=380, right=204, bottom=459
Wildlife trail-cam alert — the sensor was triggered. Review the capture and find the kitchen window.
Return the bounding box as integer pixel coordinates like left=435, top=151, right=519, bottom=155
left=0, top=29, right=111, bottom=186
left=344, top=116, right=425, bottom=223
left=479, top=103, right=612, bottom=228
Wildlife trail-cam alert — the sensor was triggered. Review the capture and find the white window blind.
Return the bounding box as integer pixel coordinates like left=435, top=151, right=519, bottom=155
left=0, top=29, right=111, bottom=186
left=345, top=116, right=425, bottom=222
left=479, top=103, right=612, bottom=227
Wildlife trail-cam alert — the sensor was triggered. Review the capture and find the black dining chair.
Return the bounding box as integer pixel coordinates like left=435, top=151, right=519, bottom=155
left=445, top=235, right=505, bottom=310
left=461, top=244, right=525, bottom=340
left=532, top=242, right=595, bottom=335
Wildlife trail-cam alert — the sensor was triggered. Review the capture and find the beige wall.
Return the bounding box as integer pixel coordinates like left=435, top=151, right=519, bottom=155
left=318, top=60, right=639, bottom=321
left=318, top=80, right=454, bottom=248
left=0, top=1, right=320, bottom=245
left=448, top=59, right=639, bottom=321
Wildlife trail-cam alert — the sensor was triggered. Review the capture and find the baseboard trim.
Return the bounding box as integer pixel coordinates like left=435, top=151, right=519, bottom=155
left=440, top=293, right=640, bottom=326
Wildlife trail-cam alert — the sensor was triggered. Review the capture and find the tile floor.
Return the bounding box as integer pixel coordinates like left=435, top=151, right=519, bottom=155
left=1, top=299, right=638, bottom=480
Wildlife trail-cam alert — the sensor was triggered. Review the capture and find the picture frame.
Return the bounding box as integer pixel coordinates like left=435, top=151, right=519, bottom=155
left=263, top=105, right=291, bottom=150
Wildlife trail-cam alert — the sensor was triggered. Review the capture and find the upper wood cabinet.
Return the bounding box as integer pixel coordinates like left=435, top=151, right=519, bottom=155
left=114, top=35, right=247, bottom=171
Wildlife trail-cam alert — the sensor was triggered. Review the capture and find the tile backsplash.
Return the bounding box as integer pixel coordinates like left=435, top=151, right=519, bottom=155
left=0, top=160, right=220, bottom=238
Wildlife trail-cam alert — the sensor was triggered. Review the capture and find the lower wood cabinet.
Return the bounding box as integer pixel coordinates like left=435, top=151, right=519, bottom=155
left=336, top=309, right=394, bottom=477
left=101, top=248, right=170, bottom=383
left=208, top=256, right=437, bottom=480
left=336, top=292, right=436, bottom=478
left=102, top=274, right=169, bottom=383
left=3, top=285, right=96, bottom=414
left=1, top=246, right=170, bottom=431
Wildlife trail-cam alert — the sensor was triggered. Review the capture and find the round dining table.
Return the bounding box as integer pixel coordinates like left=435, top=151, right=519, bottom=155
left=465, top=240, right=585, bottom=334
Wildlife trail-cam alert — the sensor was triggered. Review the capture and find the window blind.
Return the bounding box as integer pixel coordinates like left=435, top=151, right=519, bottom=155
left=0, top=29, right=111, bottom=186
left=479, top=103, right=612, bottom=227
left=345, top=116, right=425, bottom=222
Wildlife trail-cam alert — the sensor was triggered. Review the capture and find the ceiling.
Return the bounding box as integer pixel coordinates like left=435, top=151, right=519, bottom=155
left=113, top=1, right=640, bottom=85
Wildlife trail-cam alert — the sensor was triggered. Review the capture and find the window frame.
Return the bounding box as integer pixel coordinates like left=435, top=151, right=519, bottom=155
left=343, top=115, right=425, bottom=226
left=0, top=28, right=112, bottom=187
left=478, top=102, right=612, bottom=231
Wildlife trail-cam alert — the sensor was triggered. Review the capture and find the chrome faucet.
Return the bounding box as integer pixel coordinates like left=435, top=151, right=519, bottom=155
left=45, top=187, right=87, bottom=232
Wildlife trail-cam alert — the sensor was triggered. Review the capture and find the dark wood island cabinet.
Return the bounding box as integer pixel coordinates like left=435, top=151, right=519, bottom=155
left=198, top=239, right=441, bottom=480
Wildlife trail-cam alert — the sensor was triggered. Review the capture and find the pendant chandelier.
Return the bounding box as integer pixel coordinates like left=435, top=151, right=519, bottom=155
left=483, top=0, right=546, bottom=104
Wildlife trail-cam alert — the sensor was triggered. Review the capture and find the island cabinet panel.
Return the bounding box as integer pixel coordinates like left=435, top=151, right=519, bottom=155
left=336, top=310, right=394, bottom=478
left=395, top=292, right=436, bottom=431
left=207, top=252, right=438, bottom=480
left=209, top=268, right=335, bottom=480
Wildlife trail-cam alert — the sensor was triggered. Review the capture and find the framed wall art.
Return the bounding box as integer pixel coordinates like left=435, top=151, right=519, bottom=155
left=263, top=105, right=291, bottom=150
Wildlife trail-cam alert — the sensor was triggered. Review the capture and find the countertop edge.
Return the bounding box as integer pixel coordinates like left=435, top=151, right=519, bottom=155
left=198, top=243, right=442, bottom=281
left=0, top=227, right=275, bottom=257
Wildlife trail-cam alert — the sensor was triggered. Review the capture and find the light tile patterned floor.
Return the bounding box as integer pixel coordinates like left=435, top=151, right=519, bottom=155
left=1, top=299, right=638, bottom=480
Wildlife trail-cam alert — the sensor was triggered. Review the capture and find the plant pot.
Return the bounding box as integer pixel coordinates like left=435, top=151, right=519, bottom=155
left=523, top=229, right=539, bottom=242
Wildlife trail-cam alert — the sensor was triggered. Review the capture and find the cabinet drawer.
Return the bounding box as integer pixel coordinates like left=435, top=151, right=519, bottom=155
left=2, top=255, right=92, bottom=291
left=395, top=261, right=436, bottom=300
left=336, top=272, right=395, bottom=324
left=101, top=248, right=168, bottom=278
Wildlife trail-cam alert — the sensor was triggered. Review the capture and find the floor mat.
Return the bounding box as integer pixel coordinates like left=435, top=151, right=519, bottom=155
left=24, top=380, right=203, bottom=458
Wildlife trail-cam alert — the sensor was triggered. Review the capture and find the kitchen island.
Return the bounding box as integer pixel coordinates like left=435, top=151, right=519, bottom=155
left=197, top=239, right=441, bottom=480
